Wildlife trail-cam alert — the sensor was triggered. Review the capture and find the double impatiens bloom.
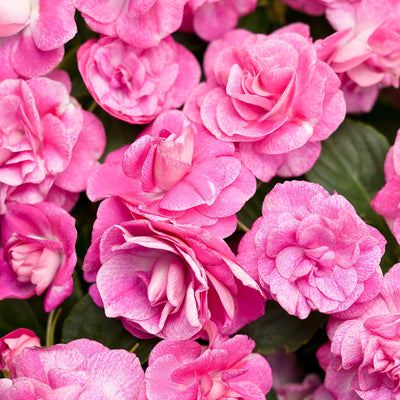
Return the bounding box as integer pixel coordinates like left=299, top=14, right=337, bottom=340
left=238, top=181, right=385, bottom=320
left=1, top=0, right=400, bottom=398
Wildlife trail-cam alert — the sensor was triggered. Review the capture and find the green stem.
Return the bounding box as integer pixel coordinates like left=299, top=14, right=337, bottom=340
left=237, top=219, right=250, bottom=232
left=46, top=308, right=62, bottom=347
left=129, top=342, right=139, bottom=353
left=88, top=100, right=98, bottom=113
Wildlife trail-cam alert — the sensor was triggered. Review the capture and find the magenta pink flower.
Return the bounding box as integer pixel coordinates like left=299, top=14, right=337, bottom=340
left=0, top=202, right=77, bottom=311
left=143, top=321, right=272, bottom=399
left=0, top=74, right=106, bottom=214
left=318, top=263, right=400, bottom=399
left=279, top=0, right=327, bottom=15
left=276, top=375, right=333, bottom=400
left=237, top=180, right=385, bottom=319
left=316, top=0, right=400, bottom=113
left=267, top=351, right=333, bottom=400
left=83, top=196, right=265, bottom=340
left=184, top=25, right=345, bottom=182
left=77, top=36, right=201, bottom=125
left=181, top=0, right=257, bottom=41
left=0, top=0, right=76, bottom=78
left=74, top=0, right=187, bottom=49
left=372, top=130, right=400, bottom=244
left=0, top=338, right=144, bottom=399
left=0, top=329, right=40, bottom=378
left=88, top=110, right=256, bottom=238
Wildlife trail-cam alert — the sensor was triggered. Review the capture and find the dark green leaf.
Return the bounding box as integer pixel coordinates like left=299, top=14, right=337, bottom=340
left=62, top=294, right=158, bottom=363
left=306, top=118, right=398, bottom=271
left=266, top=388, right=279, bottom=400
left=0, top=297, right=47, bottom=342
left=94, top=108, right=144, bottom=160
left=358, top=89, right=400, bottom=144
left=240, top=301, right=327, bottom=354
left=70, top=193, right=98, bottom=261
left=52, top=272, right=85, bottom=344
left=239, top=0, right=287, bottom=34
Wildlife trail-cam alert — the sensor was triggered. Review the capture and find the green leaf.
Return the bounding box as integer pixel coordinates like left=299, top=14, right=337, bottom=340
left=52, top=272, right=85, bottom=344
left=94, top=108, right=144, bottom=160
left=239, top=1, right=287, bottom=34
left=306, top=118, right=398, bottom=271
left=240, top=301, right=327, bottom=354
left=358, top=89, right=400, bottom=145
left=266, top=388, right=279, bottom=400
left=0, top=297, right=47, bottom=342
left=62, top=294, right=158, bottom=363
left=70, top=193, right=99, bottom=260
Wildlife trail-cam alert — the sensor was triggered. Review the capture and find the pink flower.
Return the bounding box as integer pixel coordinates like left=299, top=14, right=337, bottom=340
left=316, top=0, right=400, bottom=113
left=184, top=25, right=345, bottom=182
left=276, top=375, right=334, bottom=400
left=0, top=74, right=106, bottom=214
left=87, top=110, right=256, bottom=238
left=0, top=329, right=40, bottom=378
left=181, top=0, right=257, bottom=41
left=142, top=321, right=272, bottom=399
left=372, top=134, right=400, bottom=245
left=318, top=263, right=400, bottom=399
left=0, top=338, right=144, bottom=399
left=0, top=0, right=76, bottom=78
left=83, top=196, right=265, bottom=340
left=237, top=180, right=385, bottom=319
left=279, top=0, right=327, bottom=15
left=74, top=0, right=187, bottom=49
left=77, top=36, right=200, bottom=125
left=0, top=202, right=77, bottom=311
left=266, top=351, right=333, bottom=400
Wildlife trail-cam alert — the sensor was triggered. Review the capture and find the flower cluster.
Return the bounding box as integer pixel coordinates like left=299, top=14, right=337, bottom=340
left=0, top=0, right=400, bottom=398
left=0, top=338, right=144, bottom=399
left=0, top=325, right=272, bottom=399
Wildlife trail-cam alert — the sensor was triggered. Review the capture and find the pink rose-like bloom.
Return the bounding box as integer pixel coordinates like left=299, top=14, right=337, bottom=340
left=372, top=130, right=400, bottom=244
left=83, top=196, right=265, bottom=340
left=318, top=263, right=400, bottom=399
left=74, top=0, right=188, bottom=49
left=0, top=0, right=76, bottom=78
left=185, top=25, right=345, bottom=182
left=237, top=180, right=385, bottom=319
left=0, top=75, right=106, bottom=214
left=143, top=321, right=272, bottom=399
left=0, top=329, right=40, bottom=377
left=88, top=110, right=256, bottom=238
left=0, top=202, right=77, bottom=312
left=181, top=0, right=257, bottom=41
left=0, top=338, right=144, bottom=399
left=78, top=36, right=201, bottom=125
left=316, top=0, right=400, bottom=113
